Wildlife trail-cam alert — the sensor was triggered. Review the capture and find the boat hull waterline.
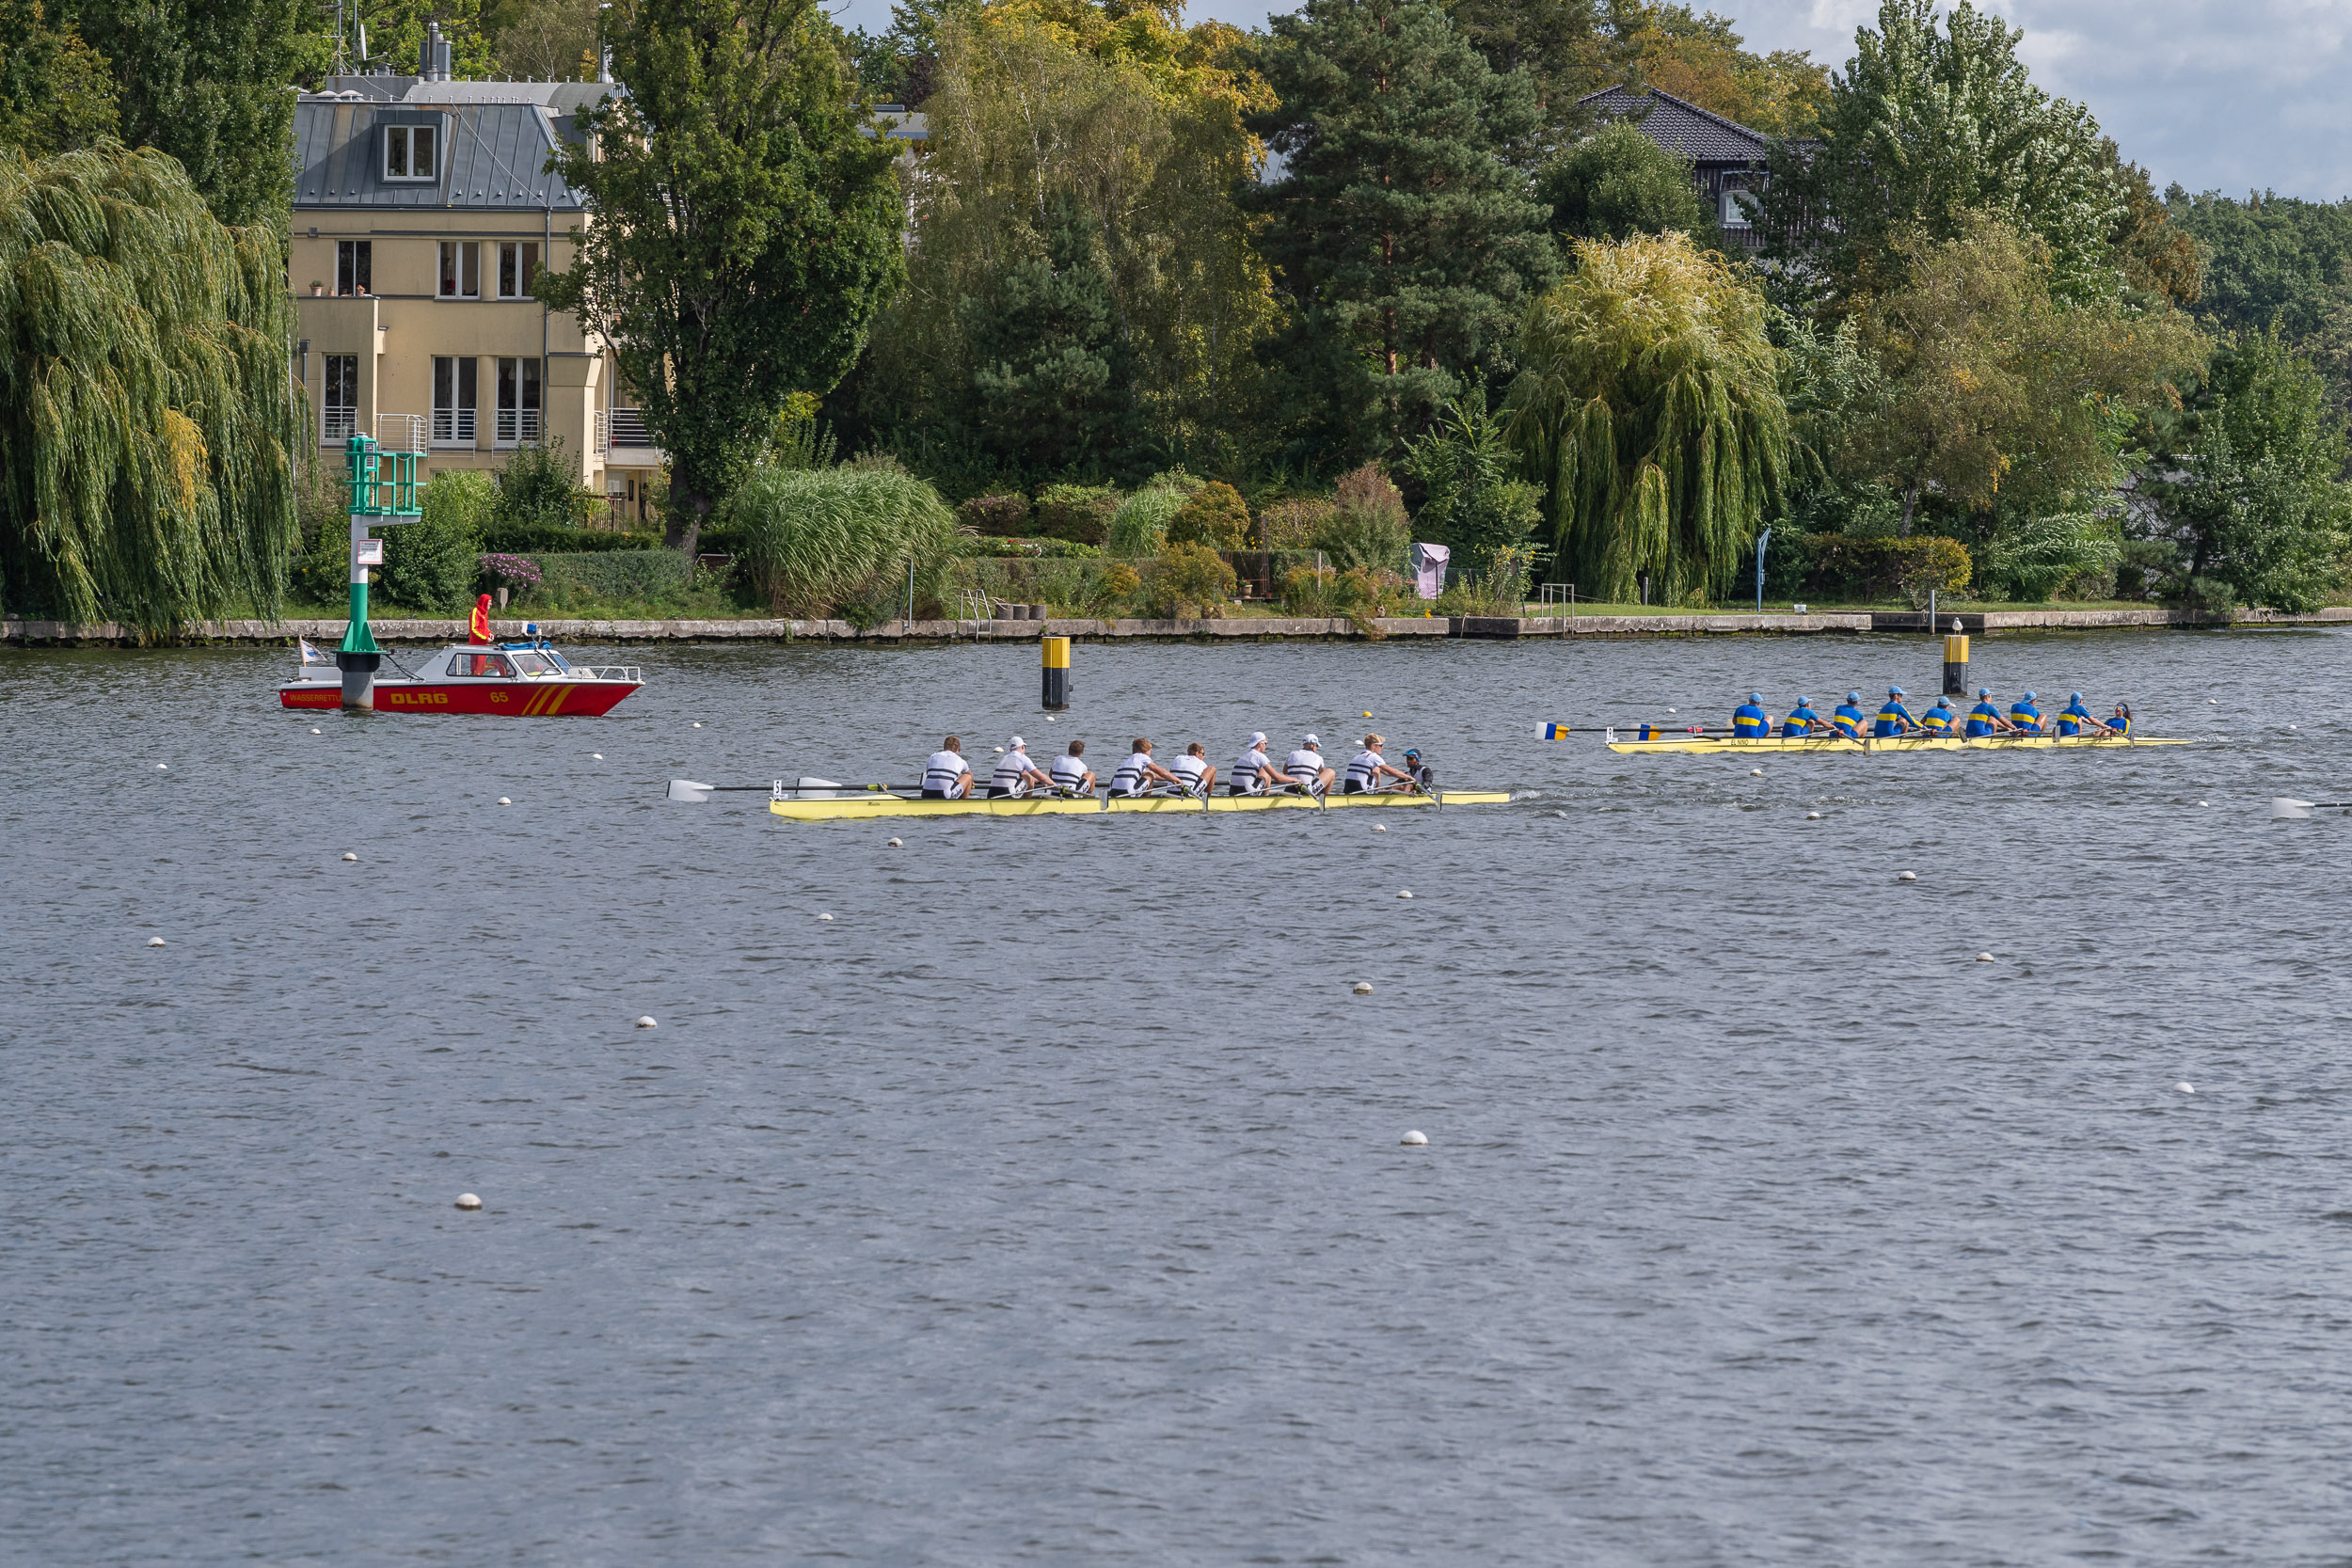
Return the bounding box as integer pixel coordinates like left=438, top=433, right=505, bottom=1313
left=770, top=790, right=1514, bottom=821
left=281, top=677, right=641, bottom=716
left=1607, top=734, right=2186, bottom=754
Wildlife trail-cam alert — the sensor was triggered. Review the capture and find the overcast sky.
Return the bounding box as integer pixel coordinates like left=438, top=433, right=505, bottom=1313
left=830, top=0, right=2352, bottom=201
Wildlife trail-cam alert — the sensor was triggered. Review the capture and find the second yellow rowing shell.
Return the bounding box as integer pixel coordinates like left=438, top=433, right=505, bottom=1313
left=1608, top=734, right=2187, bottom=754
left=771, top=789, right=1513, bottom=821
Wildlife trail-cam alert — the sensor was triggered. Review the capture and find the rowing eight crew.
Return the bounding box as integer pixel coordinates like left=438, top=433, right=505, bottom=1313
left=921, top=733, right=1436, bottom=800
left=1728, top=688, right=2135, bottom=740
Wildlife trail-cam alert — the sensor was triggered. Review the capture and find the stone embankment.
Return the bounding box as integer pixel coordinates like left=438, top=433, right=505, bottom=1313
left=6, top=607, right=2347, bottom=645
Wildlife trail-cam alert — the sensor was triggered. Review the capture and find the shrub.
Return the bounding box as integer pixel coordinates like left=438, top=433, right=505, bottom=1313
left=1107, top=485, right=1189, bottom=556
left=528, top=549, right=690, bottom=603
left=1310, top=463, right=1414, bottom=572
left=1100, top=562, right=1141, bottom=605
left=1281, top=562, right=1404, bottom=633
left=495, top=436, right=596, bottom=530
left=1144, top=542, right=1238, bottom=617
left=1257, top=497, right=1337, bottom=548
left=1165, top=481, right=1250, bottom=549
left=1976, top=512, right=2120, bottom=602
left=379, top=470, right=490, bottom=611
left=1034, top=483, right=1119, bottom=546
left=476, top=520, right=664, bottom=554
left=726, top=463, right=961, bottom=616
left=1810, top=535, right=1973, bottom=603
left=479, top=553, right=542, bottom=589
left=957, top=493, right=1031, bottom=537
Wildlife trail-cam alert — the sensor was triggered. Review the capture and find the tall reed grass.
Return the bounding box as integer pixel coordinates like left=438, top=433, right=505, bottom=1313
left=726, top=464, right=961, bottom=616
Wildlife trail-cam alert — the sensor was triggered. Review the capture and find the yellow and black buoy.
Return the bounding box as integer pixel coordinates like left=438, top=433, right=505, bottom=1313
left=1041, top=635, right=1070, bottom=710
left=1942, top=630, right=1969, bottom=698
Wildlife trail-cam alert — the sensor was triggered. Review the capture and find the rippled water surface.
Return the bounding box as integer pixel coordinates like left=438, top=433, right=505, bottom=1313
left=5, top=629, right=2352, bottom=1565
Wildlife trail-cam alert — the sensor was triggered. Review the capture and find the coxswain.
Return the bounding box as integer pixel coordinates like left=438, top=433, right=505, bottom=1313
left=1109, top=737, right=1182, bottom=798
left=1168, top=742, right=1218, bottom=795
left=1833, top=691, right=1868, bottom=738
left=1230, top=732, right=1277, bottom=795
left=2009, top=689, right=2044, bottom=735
left=1400, top=747, right=1435, bottom=788
left=1783, top=696, right=1823, bottom=736
left=922, top=736, right=974, bottom=800
left=988, top=736, right=1052, bottom=798
left=2055, top=692, right=2111, bottom=737
left=1284, top=735, right=1336, bottom=796
left=1920, top=696, right=1957, bottom=735
left=1965, top=687, right=2013, bottom=738
left=2107, top=702, right=2134, bottom=736
left=1343, top=734, right=1413, bottom=794
left=1048, top=738, right=1096, bottom=794
left=1732, top=692, right=1772, bottom=738
left=1873, top=687, right=1917, bottom=737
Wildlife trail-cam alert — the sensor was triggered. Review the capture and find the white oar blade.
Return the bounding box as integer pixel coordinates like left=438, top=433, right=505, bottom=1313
left=2271, top=798, right=2314, bottom=820
left=668, top=779, right=714, bottom=802
left=794, top=776, right=844, bottom=800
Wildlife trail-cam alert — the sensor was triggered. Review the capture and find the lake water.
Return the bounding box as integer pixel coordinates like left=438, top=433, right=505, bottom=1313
left=4, top=629, right=2350, bottom=1565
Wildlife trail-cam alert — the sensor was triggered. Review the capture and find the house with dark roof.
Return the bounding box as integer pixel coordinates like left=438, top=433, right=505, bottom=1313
left=1579, top=86, right=1776, bottom=249
left=290, top=24, right=662, bottom=523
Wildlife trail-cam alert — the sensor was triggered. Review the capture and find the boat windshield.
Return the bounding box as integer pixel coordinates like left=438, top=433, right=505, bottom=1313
left=509, top=651, right=556, bottom=675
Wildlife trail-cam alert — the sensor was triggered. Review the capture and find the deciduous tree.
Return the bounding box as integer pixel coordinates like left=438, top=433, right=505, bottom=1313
left=543, top=0, right=907, bottom=555
left=1536, top=119, right=1713, bottom=245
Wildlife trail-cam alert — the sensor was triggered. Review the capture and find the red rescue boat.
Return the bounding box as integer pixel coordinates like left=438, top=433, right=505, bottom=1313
left=281, top=599, right=643, bottom=716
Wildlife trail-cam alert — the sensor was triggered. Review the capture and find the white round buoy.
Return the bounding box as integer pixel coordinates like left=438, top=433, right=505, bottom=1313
left=1666, top=707, right=1677, bottom=714
left=454, top=1193, right=483, bottom=1210
left=1805, top=811, right=1822, bottom=819
left=1976, top=952, right=1994, bottom=962
left=2209, top=698, right=2219, bottom=704
left=1750, top=768, right=1764, bottom=777
left=1897, top=870, right=1917, bottom=882
left=591, top=752, right=603, bottom=760
left=1353, top=981, right=1374, bottom=994
left=2198, top=800, right=2208, bottom=807
left=635, top=1015, right=657, bottom=1028
left=886, top=837, right=903, bottom=847
left=1045, top=716, right=1057, bottom=721
left=155, top=763, right=167, bottom=770
left=1400, top=1130, right=1427, bottom=1147
left=1396, top=890, right=1412, bottom=899
left=341, top=852, right=358, bottom=862
left=993, top=747, right=1004, bottom=753
left=1554, top=810, right=1569, bottom=818
left=1373, top=824, right=1387, bottom=832
left=2176, top=1082, right=2195, bottom=1094
left=818, top=912, right=834, bottom=921
left=2288, top=724, right=2298, bottom=730
left=146, top=936, right=167, bottom=947
left=692, top=721, right=703, bottom=728
left=310, top=727, right=322, bottom=735
left=497, top=797, right=512, bottom=806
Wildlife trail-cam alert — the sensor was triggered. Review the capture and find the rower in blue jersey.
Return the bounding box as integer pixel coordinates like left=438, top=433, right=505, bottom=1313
left=1833, top=691, right=1867, bottom=738
left=1873, top=687, right=1916, bottom=737
left=2055, top=691, right=2110, bottom=736
left=1920, top=696, right=1957, bottom=735
left=1784, top=696, right=1823, bottom=736
left=1965, top=687, right=2012, bottom=738
left=2009, top=689, right=2044, bottom=735
left=2107, top=702, right=2134, bottom=736
left=1732, top=692, right=1772, bottom=738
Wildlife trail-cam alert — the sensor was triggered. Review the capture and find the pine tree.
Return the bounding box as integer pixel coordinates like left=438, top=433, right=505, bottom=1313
left=1246, top=0, right=1555, bottom=461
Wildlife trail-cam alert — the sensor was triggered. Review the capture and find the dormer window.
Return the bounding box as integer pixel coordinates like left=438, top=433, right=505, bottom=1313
left=1721, top=187, right=1752, bottom=228
left=385, top=124, right=437, bottom=182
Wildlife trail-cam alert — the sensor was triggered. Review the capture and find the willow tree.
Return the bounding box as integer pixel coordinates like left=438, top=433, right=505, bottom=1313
left=0, top=145, right=300, bottom=631
left=1502, top=231, right=1787, bottom=604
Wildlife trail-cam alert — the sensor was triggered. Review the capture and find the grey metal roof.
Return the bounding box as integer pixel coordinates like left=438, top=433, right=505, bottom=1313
left=1580, top=86, right=1772, bottom=165
left=294, top=87, right=600, bottom=211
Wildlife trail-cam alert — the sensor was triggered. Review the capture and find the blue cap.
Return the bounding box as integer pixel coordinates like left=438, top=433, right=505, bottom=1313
left=1889, top=686, right=1906, bottom=696
left=1748, top=692, right=1763, bottom=704
left=2070, top=691, right=2082, bottom=701
left=1978, top=687, right=1992, bottom=698
left=1848, top=690, right=1861, bottom=703
left=2023, top=689, right=2036, bottom=700
left=1796, top=696, right=1810, bottom=705
left=1932, top=695, right=1951, bottom=706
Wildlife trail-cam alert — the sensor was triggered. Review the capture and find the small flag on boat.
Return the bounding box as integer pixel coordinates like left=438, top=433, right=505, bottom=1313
left=298, top=637, right=330, bottom=665
left=1543, top=722, right=1571, bottom=739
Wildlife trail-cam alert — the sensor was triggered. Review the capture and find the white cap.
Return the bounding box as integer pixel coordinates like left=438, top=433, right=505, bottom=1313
left=1009, top=736, right=1024, bottom=749
left=1249, top=731, right=1267, bottom=746
left=1303, top=735, right=1319, bottom=746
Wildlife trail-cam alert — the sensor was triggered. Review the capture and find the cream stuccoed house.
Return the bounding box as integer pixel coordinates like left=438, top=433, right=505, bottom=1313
left=289, top=27, right=664, bottom=527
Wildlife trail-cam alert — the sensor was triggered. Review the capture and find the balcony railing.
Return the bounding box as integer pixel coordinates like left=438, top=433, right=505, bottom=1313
left=494, top=407, right=542, bottom=447
left=322, top=407, right=358, bottom=444
left=596, top=407, right=655, bottom=453
left=375, top=413, right=426, bottom=455
left=432, top=407, right=477, bottom=447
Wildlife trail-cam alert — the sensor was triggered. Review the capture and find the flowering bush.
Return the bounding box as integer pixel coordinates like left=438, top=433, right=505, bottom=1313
left=478, top=552, right=543, bottom=588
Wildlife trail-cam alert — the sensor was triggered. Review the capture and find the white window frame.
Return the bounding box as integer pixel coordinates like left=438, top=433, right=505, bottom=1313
left=495, top=356, right=542, bottom=448
left=1721, top=187, right=1753, bottom=229
left=384, top=124, right=438, bottom=182
left=322, top=354, right=359, bottom=445
left=437, top=241, right=480, bottom=300
left=433, top=356, right=477, bottom=448
left=496, top=241, right=540, bottom=300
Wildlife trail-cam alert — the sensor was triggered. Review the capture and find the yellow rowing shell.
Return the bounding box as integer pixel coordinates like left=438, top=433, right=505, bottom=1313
left=1608, top=734, right=2187, bottom=754
left=770, top=789, right=1514, bottom=821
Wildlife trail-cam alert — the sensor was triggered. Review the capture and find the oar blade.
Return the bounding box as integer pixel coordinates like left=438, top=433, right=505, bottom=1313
left=668, top=779, right=714, bottom=802
left=2271, top=797, right=2315, bottom=820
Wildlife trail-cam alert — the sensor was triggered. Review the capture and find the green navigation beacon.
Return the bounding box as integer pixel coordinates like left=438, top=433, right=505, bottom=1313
left=336, top=432, right=422, bottom=710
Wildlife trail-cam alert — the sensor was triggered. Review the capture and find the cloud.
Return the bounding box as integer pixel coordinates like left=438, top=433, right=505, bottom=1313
left=827, top=0, right=2352, bottom=198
